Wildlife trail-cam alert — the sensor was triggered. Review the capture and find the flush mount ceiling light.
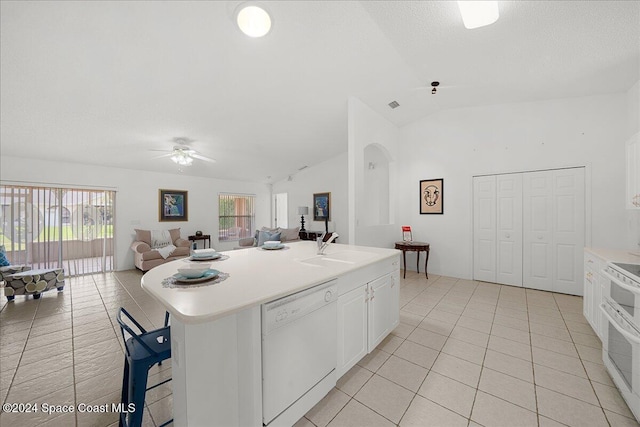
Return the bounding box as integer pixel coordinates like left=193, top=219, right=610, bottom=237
left=236, top=3, right=272, bottom=37
left=457, top=1, right=499, bottom=29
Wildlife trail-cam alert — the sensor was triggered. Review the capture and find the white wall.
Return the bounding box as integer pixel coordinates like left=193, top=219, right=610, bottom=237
left=0, top=156, right=271, bottom=270
left=626, top=80, right=640, bottom=251
left=348, top=96, right=400, bottom=248
left=271, top=153, right=349, bottom=242
left=399, top=93, right=629, bottom=279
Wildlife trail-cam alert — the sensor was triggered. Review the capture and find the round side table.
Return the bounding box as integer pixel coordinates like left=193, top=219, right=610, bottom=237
left=394, top=241, right=430, bottom=279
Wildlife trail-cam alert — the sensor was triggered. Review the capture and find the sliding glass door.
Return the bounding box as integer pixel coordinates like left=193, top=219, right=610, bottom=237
left=0, top=185, right=115, bottom=275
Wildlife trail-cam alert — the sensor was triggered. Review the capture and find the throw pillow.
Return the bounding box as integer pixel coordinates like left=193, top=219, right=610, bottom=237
left=0, top=245, right=10, bottom=267
left=257, top=231, right=281, bottom=247
left=168, top=228, right=181, bottom=243
left=135, top=229, right=152, bottom=245
left=278, top=227, right=300, bottom=242
left=151, top=230, right=173, bottom=249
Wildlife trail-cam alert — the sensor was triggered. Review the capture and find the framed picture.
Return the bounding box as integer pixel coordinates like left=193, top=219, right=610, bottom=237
left=159, top=189, right=188, bottom=221
left=313, top=192, right=331, bottom=221
left=420, top=179, right=443, bottom=214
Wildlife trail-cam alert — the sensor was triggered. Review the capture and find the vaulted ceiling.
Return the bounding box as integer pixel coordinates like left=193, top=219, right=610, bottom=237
left=1, top=1, right=638, bottom=183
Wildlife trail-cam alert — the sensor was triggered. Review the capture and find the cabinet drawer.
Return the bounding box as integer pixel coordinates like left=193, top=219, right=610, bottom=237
left=584, top=250, right=605, bottom=272
left=337, top=255, right=400, bottom=296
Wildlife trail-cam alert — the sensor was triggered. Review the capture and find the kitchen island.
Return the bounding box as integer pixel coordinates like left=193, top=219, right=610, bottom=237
left=142, top=241, right=400, bottom=426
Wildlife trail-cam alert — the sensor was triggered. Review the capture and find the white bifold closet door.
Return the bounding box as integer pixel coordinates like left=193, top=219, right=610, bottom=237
left=522, top=168, right=585, bottom=295
left=496, top=174, right=523, bottom=287
left=473, top=167, right=584, bottom=295
left=473, top=176, right=497, bottom=283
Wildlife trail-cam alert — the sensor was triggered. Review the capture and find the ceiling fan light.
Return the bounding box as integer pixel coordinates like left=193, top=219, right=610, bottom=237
left=457, top=1, right=499, bottom=29
left=171, top=151, right=193, bottom=166
left=237, top=4, right=272, bottom=38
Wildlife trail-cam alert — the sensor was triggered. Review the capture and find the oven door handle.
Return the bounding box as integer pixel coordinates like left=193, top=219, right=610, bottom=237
left=601, top=270, right=640, bottom=296
left=600, top=303, right=640, bottom=344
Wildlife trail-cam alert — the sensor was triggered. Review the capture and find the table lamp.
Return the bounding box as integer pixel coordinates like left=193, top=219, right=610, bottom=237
left=298, top=206, right=309, bottom=231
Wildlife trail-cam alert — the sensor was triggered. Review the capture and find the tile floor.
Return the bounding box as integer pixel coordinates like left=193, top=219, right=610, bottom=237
left=0, top=269, right=638, bottom=426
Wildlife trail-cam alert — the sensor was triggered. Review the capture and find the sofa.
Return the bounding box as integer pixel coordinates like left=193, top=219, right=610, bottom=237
left=131, top=228, right=191, bottom=271
left=238, top=226, right=301, bottom=248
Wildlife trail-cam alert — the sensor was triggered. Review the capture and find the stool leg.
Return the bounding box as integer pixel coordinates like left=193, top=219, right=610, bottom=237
left=126, top=364, right=149, bottom=427
left=120, top=358, right=130, bottom=427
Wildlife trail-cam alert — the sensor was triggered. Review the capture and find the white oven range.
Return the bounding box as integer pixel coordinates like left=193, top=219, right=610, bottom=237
left=600, top=262, right=640, bottom=422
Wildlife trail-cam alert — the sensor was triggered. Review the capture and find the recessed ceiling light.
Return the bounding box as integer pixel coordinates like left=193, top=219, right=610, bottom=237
left=457, top=1, right=499, bottom=29
left=236, top=4, right=272, bottom=38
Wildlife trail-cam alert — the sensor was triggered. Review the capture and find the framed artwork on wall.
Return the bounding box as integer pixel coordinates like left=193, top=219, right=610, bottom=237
left=420, top=179, right=443, bottom=214
left=159, top=189, right=188, bottom=221
left=313, top=192, right=331, bottom=221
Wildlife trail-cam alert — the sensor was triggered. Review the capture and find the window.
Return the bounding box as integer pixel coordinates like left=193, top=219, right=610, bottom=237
left=219, top=193, right=255, bottom=241
left=0, top=185, right=116, bottom=275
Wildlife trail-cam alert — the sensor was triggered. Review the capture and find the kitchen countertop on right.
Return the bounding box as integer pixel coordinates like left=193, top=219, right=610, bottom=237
left=585, top=247, right=640, bottom=264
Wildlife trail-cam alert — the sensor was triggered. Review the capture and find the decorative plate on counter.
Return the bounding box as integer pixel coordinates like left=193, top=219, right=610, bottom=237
left=189, top=253, right=222, bottom=261
left=260, top=244, right=286, bottom=250
left=173, top=269, right=220, bottom=284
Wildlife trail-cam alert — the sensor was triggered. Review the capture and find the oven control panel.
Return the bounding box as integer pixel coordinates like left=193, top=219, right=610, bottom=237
left=607, top=263, right=640, bottom=288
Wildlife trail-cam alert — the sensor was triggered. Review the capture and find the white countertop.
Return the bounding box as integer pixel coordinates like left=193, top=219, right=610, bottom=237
left=585, top=246, right=640, bottom=264
left=142, top=241, right=399, bottom=324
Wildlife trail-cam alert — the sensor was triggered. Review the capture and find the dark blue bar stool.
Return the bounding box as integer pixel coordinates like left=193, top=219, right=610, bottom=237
left=117, top=308, right=172, bottom=427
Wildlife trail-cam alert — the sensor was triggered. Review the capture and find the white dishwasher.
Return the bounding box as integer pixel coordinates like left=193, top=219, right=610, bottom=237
left=262, top=279, right=338, bottom=426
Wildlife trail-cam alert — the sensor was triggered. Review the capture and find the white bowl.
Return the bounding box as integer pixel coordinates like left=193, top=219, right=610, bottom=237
left=178, top=265, right=211, bottom=278
left=263, top=240, right=281, bottom=247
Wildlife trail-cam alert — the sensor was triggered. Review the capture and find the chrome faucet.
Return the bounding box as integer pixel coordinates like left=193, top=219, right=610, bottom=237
left=317, top=232, right=339, bottom=255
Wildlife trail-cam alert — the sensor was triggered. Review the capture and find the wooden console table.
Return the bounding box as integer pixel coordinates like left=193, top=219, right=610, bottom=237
left=188, top=234, right=211, bottom=249
left=395, top=241, right=430, bottom=279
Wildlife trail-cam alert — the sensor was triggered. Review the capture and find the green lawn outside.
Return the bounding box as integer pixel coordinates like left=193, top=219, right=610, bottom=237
left=0, top=225, right=114, bottom=249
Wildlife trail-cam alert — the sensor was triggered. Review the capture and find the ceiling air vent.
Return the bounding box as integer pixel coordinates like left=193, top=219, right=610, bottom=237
left=388, top=101, right=400, bottom=109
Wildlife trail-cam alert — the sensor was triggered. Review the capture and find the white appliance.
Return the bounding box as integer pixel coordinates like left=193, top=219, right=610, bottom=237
left=262, top=280, right=338, bottom=426
left=600, top=262, right=640, bottom=422
left=602, top=263, right=640, bottom=327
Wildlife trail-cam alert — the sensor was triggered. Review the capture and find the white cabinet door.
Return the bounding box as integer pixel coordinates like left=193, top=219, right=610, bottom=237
left=584, top=250, right=605, bottom=339
left=584, top=266, right=594, bottom=327
left=552, top=168, right=585, bottom=296
left=523, top=171, right=554, bottom=292
left=368, top=274, right=393, bottom=352
left=336, top=284, right=367, bottom=377
left=497, top=174, right=523, bottom=287
left=592, top=272, right=603, bottom=339
left=389, top=271, right=400, bottom=332
left=473, top=176, right=497, bottom=282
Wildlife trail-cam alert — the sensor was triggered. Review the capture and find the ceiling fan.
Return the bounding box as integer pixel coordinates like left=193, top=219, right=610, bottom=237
left=151, top=137, right=215, bottom=166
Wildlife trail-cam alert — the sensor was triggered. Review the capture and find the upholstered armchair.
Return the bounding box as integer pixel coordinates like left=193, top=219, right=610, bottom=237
left=131, top=228, right=191, bottom=271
